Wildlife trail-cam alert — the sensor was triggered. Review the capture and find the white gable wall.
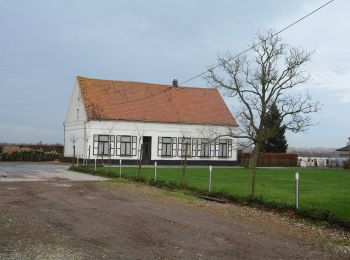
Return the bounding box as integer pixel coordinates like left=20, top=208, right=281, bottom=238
left=64, top=81, right=87, bottom=124
left=64, top=81, right=88, bottom=157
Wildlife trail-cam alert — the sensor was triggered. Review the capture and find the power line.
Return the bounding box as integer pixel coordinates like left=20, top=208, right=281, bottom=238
left=179, top=0, right=335, bottom=85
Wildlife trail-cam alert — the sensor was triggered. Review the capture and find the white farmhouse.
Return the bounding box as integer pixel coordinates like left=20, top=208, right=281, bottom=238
left=64, top=76, right=238, bottom=165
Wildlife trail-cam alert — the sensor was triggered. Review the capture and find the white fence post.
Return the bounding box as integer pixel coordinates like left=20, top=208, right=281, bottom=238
left=209, top=165, right=212, bottom=192
left=94, top=158, right=97, bottom=171
left=154, top=161, right=157, bottom=182
left=295, top=172, right=299, bottom=209
left=119, top=159, right=122, bottom=177
left=77, top=157, right=79, bottom=167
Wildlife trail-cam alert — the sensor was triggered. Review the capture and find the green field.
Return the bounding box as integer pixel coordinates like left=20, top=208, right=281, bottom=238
left=75, top=166, right=350, bottom=223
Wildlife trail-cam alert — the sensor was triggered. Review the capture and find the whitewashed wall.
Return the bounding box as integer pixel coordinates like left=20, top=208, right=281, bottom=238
left=66, top=119, right=237, bottom=161
left=64, top=82, right=87, bottom=157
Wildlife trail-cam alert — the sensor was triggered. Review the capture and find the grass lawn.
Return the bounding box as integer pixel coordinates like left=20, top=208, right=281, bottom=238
left=76, top=165, right=350, bottom=222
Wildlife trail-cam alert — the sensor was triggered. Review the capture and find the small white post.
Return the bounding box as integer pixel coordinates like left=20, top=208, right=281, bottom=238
left=94, top=158, right=97, bottom=171
left=119, top=159, right=122, bottom=177
left=154, top=161, right=157, bottom=182
left=209, top=165, right=212, bottom=192
left=77, top=157, right=79, bottom=167
left=295, top=172, right=299, bottom=209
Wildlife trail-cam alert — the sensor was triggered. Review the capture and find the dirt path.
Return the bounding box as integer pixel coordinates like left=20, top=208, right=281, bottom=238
left=0, top=180, right=349, bottom=259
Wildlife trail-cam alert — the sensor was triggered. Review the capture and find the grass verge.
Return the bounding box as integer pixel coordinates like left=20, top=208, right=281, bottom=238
left=70, top=165, right=350, bottom=230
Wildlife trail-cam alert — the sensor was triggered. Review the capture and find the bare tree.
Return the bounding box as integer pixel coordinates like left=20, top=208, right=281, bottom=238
left=69, top=135, right=78, bottom=165
left=135, top=128, right=145, bottom=178
left=206, top=31, right=320, bottom=197
left=83, top=135, right=90, bottom=166
left=179, top=130, right=191, bottom=188
left=103, top=125, right=116, bottom=168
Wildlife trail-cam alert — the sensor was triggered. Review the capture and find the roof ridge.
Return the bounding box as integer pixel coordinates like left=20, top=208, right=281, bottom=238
left=76, top=75, right=215, bottom=91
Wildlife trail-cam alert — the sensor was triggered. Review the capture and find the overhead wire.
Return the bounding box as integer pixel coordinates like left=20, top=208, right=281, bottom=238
left=111, top=0, right=334, bottom=105
left=179, top=0, right=335, bottom=85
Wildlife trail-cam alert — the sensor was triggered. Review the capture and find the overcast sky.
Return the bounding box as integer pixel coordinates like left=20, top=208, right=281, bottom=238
left=0, top=0, right=349, bottom=148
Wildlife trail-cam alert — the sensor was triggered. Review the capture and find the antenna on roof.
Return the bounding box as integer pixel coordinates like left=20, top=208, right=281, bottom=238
left=172, top=78, right=178, bottom=87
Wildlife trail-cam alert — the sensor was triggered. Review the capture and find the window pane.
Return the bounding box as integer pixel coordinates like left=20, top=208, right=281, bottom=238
left=181, top=138, right=191, bottom=156
left=98, top=142, right=104, bottom=154
left=99, top=135, right=109, bottom=142
left=162, top=137, right=171, bottom=143
left=201, top=139, right=210, bottom=157
left=104, top=143, right=110, bottom=155
left=121, top=136, right=131, bottom=142
left=126, top=143, right=131, bottom=155
left=219, top=139, right=227, bottom=144
left=219, top=143, right=227, bottom=157
left=121, top=143, right=126, bottom=155
left=167, top=144, right=171, bottom=156
left=162, top=143, right=171, bottom=156
left=183, top=138, right=191, bottom=144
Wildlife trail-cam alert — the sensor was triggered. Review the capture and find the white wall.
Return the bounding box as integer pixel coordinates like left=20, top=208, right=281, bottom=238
left=64, top=81, right=87, bottom=124
left=64, top=81, right=87, bottom=157
left=78, top=120, right=237, bottom=161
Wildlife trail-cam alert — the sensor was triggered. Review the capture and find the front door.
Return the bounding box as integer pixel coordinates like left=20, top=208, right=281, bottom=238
left=142, top=136, right=152, bottom=164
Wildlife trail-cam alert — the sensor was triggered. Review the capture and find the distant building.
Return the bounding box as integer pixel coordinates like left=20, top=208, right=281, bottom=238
left=64, top=76, right=238, bottom=165
left=336, top=138, right=350, bottom=158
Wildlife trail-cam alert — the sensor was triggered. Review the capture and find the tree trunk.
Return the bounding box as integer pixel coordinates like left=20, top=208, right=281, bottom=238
left=137, top=144, right=143, bottom=178
left=180, top=143, right=188, bottom=188
left=249, top=143, right=261, bottom=198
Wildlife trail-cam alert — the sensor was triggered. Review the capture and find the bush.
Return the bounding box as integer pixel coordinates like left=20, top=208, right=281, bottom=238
left=344, top=160, right=350, bottom=169
left=0, top=150, right=60, bottom=161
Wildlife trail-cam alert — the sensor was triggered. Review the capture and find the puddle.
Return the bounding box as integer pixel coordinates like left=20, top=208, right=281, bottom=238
left=5, top=187, right=17, bottom=191
left=51, top=183, right=72, bottom=188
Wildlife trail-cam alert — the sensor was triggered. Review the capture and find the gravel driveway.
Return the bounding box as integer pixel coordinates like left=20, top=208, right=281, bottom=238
left=0, top=162, right=107, bottom=182
left=0, top=162, right=349, bottom=259
left=1, top=177, right=349, bottom=259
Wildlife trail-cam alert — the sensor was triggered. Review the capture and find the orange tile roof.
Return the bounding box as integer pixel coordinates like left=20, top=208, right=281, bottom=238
left=77, top=76, right=237, bottom=127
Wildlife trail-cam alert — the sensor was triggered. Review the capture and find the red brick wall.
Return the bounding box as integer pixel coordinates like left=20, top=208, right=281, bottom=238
left=239, top=153, right=298, bottom=167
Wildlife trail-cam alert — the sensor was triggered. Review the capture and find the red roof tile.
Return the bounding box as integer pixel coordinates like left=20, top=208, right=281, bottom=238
left=77, top=76, right=237, bottom=126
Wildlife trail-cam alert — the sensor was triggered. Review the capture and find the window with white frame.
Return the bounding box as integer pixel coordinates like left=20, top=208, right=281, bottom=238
left=93, top=135, right=115, bottom=156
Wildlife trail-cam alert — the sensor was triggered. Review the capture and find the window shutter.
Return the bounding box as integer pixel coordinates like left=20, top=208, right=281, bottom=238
left=215, top=139, right=220, bottom=157
left=210, top=140, right=215, bottom=157
left=132, top=136, right=137, bottom=156
left=116, top=135, right=121, bottom=156
left=192, top=138, right=197, bottom=157
left=228, top=139, right=232, bottom=157
left=172, top=137, right=177, bottom=157
left=197, top=139, right=201, bottom=157
left=93, top=135, right=98, bottom=155
left=178, top=137, right=183, bottom=157
left=110, top=136, right=115, bottom=155
left=158, top=137, right=162, bottom=156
